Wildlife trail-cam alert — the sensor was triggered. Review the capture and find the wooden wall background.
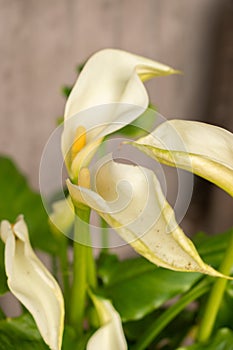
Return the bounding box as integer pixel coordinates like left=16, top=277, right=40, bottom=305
left=0, top=0, right=232, bottom=234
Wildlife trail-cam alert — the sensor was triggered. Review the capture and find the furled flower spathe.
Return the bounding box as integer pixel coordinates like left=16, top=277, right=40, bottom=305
left=131, top=119, right=233, bottom=197
left=67, top=160, right=230, bottom=278
left=61, top=49, right=179, bottom=179
left=87, top=295, right=127, bottom=350
left=0, top=216, right=64, bottom=350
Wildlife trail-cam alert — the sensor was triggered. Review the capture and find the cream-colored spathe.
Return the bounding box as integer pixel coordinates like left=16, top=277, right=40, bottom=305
left=0, top=216, right=64, bottom=350
left=61, top=49, right=178, bottom=178
left=67, top=160, right=228, bottom=277
left=87, top=296, right=127, bottom=350
left=49, top=196, right=74, bottom=235
left=132, top=120, right=233, bottom=197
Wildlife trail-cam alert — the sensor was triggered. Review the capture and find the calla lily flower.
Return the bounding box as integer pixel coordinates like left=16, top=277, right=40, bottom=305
left=0, top=216, right=64, bottom=350
left=87, top=295, right=127, bottom=350
left=67, top=160, right=229, bottom=278
left=131, top=119, right=233, bottom=197
left=61, top=49, right=179, bottom=179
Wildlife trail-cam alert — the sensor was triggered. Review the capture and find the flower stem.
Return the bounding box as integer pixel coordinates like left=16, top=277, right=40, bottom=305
left=197, top=232, right=233, bottom=343
left=101, top=217, right=109, bottom=252
left=133, top=278, right=210, bottom=350
left=69, top=207, right=96, bottom=334
left=58, top=237, right=70, bottom=320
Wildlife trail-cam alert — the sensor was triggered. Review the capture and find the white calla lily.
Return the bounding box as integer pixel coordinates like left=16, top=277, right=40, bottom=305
left=87, top=295, right=127, bottom=350
left=131, top=119, right=233, bottom=197
left=67, top=160, right=229, bottom=278
left=0, top=216, right=64, bottom=350
left=61, top=49, right=178, bottom=178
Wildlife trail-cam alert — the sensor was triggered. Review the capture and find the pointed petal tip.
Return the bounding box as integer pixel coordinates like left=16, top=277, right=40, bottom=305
left=1, top=216, right=65, bottom=350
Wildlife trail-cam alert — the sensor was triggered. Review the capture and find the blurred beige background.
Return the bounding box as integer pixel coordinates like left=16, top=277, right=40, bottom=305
left=0, top=0, right=232, bottom=234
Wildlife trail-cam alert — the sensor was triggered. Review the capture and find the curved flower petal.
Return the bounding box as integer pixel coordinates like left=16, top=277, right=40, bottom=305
left=0, top=216, right=64, bottom=350
left=49, top=197, right=75, bottom=235
left=61, top=49, right=178, bottom=177
left=87, top=295, right=127, bottom=350
left=131, top=120, right=233, bottom=197
left=67, top=160, right=230, bottom=278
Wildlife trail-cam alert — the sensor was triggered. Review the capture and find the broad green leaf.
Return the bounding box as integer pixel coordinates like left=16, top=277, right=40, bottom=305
left=193, top=229, right=233, bottom=268
left=178, top=328, right=233, bottom=350
left=98, top=253, right=156, bottom=287
left=0, top=315, right=90, bottom=350
left=68, top=160, right=228, bottom=278
left=0, top=157, right=60, bottom=254
left=97, top=252, right=120, bottom=285
left=61, top=326, right=93, bottom=350
left=0, top=240, right=8, bottom=294
left=0, top=217, right=64, bottom=350
left=0, top=313, right=49, bottom=350
left=97, top=256, right=201, bottom=322
left=132, top=120, right=233, bottom=197
left=124, top=308, right=194, bottom=348
left=62, top=49, right=178, bottom=177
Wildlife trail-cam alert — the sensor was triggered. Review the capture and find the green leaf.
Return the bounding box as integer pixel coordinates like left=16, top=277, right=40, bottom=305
left=0, top=156, right=60, bottom=254
left=97, top=255, right=201, bottom=322
left=0, top=313, right=49, bottom=350
left=76, top=62, right=86, bottom=74
left=109, top=103, right=157, bottom=138
left=178, top=328, right=233, bottom=349
left=62, top=326, right=93, bottom=350
left=62, top=86, right=72, bottom=98
left=124, top=308, right=195, bottom=348
left=0, top=240, right=8, bottom=294
left=97, top=252, right=120, bottom=285
left=193, top=229, right=233, bottom=267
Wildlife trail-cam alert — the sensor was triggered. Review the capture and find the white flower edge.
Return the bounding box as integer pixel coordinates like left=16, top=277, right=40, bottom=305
left=67, top=160, right=231, bottom=278
left=87, top=295, right=127, bottom=350
left=131, top=119, right=233, bottom=197
left=61, top=49, right=179, bottom=177
left=0, top=216, right=64, bottom=350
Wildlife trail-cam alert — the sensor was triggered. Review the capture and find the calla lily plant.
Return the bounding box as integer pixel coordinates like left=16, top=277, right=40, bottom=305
left=0, top=49, right=232, bottom=350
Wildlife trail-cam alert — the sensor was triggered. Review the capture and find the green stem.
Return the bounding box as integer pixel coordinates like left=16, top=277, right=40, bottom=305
left=133, top=279, right=210, bottom=350
left=97, top=144, right=109, bottom=252
left=69, top=207, right=97, bottom=333
left=198, top=233, right=233, bottom=343
left=101, top=217, right=109, bottom=252
left=86, top=241, right=97, bottom=288
left=58, top=237, right=70, bottom=320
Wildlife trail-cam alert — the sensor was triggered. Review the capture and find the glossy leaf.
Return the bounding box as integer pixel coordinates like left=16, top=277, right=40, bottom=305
left=193, top=229, right=233, bottom=268
left=0, top=313, right=49, bottom=350
left=0, top=157, right=59, bottom=254
left=132, top=119, right=233, bottom=197
left=0, top=240, right=8, bottom=295
left=97, top=255, right=201, bottom=321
